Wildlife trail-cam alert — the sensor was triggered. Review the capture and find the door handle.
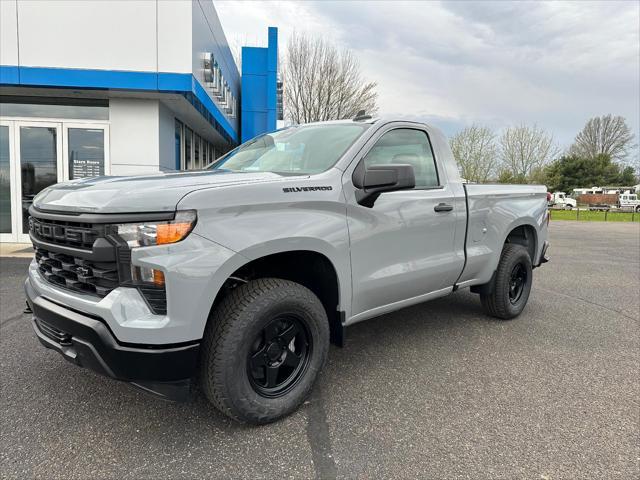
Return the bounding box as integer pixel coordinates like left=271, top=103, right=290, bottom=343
left=434, top=203, right=453, bottom=212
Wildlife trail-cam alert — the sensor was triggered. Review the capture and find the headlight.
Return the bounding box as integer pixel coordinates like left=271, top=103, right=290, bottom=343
left=115, top=210, right=197, bottom=248
left=114, top=210, right=197, bottom=287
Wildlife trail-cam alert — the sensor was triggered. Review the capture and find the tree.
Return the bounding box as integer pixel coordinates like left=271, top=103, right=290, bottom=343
left=449, top=126, right=497, bottom=183
left=283, top=33, right=378, bottom=124
left=570, top=114, right=636, bottom=162
left=544, top=153, right=634, bottom=192
left=499, top=124, right=558, bottom=181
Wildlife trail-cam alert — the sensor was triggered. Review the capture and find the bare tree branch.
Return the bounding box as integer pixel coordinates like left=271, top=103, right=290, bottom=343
left=570, top=114, right=636, bottom=162
left=449, top=125, right=498, bottom=183
left=499, top=124, right=559, bottom=181
left=283, top=33, right=378, bottom=124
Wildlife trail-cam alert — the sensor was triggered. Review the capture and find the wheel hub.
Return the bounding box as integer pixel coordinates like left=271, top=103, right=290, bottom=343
left=266, top=342, right=284, bottom=363
left=247, top=316, right=311, bottom=397
left=508, top=262, right=527, bottom=304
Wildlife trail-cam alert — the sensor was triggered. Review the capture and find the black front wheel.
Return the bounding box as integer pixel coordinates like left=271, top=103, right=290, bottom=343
left=200, top=278, right=329, bottom=424
left=480, top=244, right=533, bottom=320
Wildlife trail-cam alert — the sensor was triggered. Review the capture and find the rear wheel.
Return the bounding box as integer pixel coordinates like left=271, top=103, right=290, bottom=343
left=200, top=278, right=329, bottom=424
left=480, top=244, right=533, bottom=320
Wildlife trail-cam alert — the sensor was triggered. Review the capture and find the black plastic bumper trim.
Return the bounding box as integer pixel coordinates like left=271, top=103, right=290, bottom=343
left=26, top=281, right=199, bottom=400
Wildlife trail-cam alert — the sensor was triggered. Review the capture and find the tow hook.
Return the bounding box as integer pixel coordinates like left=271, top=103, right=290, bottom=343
left=23, top=300, right=33, bottom=314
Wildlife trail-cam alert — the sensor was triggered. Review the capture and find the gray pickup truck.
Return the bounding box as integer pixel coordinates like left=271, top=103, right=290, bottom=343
left=25, top=116, right=549, bottom=424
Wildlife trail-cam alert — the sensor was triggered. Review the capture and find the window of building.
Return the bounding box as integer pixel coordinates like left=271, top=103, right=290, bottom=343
left=0, top=96, right=109, bottom=120
left=175, top=120, right=183, bottom=170
left=194, top=134, right=201, bottom=169
left=209, top=144, right=216, bottom=164
left=185, top=127, right=193, bottom=170
left=363, top=129, right=439, bottom=187
left=68, top=128, right=105, bottom=179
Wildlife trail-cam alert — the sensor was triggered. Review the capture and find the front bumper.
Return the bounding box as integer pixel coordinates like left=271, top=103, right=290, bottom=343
left=25, top=278, right=199, bottom=401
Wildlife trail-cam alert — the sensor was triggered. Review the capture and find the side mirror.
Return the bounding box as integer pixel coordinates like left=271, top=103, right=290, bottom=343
left=352, top=162, right=415, bottom=207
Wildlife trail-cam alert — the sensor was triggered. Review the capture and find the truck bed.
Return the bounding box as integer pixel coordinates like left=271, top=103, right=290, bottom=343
left=457, top=184, right=548, bottom=288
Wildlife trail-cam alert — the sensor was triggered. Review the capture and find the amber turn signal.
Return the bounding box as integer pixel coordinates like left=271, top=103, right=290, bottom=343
left=157, top=222, right=194, bottom=245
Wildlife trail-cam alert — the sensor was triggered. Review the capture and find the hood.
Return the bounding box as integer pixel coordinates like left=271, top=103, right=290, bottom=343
left=33, top=169, right=300, bottom=214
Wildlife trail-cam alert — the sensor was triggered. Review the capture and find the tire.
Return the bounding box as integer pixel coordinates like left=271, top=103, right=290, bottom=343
left=480, top=244, right=533, bottom=320
left=565, top=205, right=573, bottom=210
left=200, top=278, right=329, bottom=424
left=635, top=206, right=640, bottom=213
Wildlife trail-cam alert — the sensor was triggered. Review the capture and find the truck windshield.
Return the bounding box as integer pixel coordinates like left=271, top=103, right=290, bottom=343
left=207, top=124, right=370, bottom=174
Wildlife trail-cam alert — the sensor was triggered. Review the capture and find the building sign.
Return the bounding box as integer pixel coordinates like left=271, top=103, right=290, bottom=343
left=202, top=52, right=237, bottom=118
left=70, top=156, right=103, bottom=179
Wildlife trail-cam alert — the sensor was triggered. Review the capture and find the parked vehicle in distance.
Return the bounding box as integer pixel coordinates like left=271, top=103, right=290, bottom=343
left=578, top=192, right=640, bottom=212
left=25, top=116, right=549, bottom=424
left=617, top=193, right=640, bottom=212
left=549, top=192, right=577, bottom=209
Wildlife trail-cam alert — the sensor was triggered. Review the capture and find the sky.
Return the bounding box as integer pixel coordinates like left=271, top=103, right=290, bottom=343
left=215, top=0, right=640, bottom=154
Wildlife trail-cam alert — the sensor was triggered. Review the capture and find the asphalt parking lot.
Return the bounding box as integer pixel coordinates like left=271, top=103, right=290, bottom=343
left=1, top=221, right=638, bottom=480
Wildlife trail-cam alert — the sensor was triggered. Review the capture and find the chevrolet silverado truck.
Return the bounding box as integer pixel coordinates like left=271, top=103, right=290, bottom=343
left=25, top=116, right=549, bottom=424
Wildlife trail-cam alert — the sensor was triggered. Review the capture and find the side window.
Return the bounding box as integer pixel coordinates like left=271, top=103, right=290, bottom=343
left=362, top=128, right=438, bottom=187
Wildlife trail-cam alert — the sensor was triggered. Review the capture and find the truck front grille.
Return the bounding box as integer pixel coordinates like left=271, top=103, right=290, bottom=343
left=35, top=247, right=118, bottom=297
left=29, top=211, right=168, bottom=315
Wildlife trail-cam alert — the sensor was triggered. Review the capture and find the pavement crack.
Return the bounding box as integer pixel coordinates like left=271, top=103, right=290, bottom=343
left=0, top=313, right=26, bottom=328
left=537, top=286, right=638, bottom=321
left=305, top=384, right=337, bottom=480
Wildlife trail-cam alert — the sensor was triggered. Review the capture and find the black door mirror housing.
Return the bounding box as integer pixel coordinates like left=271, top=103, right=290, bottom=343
left=352, top=162, right=416, bottom=207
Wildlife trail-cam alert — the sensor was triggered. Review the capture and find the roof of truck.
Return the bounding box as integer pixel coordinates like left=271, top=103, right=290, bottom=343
left=301, top=116, right=432, bottom=127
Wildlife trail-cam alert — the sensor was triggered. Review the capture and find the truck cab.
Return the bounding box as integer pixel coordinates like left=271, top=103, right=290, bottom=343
left=550, top=192, right=577, bottom=209
left=617, top=193, right=640, bottom=212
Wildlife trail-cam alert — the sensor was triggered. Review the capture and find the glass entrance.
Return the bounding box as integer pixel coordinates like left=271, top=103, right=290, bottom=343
left=0, top=120, right=109, bottom=243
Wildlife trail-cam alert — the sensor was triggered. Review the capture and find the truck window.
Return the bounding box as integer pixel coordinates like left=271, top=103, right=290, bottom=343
left=207, top=124, right=370, bottom=175
left=363, top=128, right=438, bottom=187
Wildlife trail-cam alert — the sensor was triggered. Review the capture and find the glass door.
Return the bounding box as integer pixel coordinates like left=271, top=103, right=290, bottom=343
left=0, top=122, right=17, bottom=242
left=15, top=121, right=63, bottom=243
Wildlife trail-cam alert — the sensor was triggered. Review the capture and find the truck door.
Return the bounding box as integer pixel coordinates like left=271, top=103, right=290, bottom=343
left=344, top=126, right=465, bottom=319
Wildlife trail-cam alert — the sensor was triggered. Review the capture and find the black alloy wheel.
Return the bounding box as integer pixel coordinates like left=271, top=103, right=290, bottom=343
left=247, top=315, right=312, bottom=397
left=508, top=263, right=528, bottom=305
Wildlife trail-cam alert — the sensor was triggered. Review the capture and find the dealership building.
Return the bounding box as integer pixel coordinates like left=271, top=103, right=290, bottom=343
left=0, top=0, right=280, bottom=243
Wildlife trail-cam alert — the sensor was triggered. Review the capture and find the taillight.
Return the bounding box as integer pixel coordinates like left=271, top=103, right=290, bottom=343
left=546, top=192, right=552, bottom=202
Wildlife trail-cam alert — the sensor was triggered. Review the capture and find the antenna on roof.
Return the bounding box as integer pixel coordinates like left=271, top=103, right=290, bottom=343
left=353, top=110, right=372, bottom=121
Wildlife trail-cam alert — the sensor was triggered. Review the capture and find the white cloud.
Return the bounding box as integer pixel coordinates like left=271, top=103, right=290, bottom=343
left=215, top=0, right=640, bottom=151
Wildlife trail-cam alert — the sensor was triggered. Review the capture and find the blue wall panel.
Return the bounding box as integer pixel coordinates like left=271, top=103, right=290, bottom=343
left=241, top=27, right=278, bottom=142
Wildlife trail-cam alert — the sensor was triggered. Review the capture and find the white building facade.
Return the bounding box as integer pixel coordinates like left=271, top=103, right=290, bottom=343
left=0, top=0, right=249, bottom=242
